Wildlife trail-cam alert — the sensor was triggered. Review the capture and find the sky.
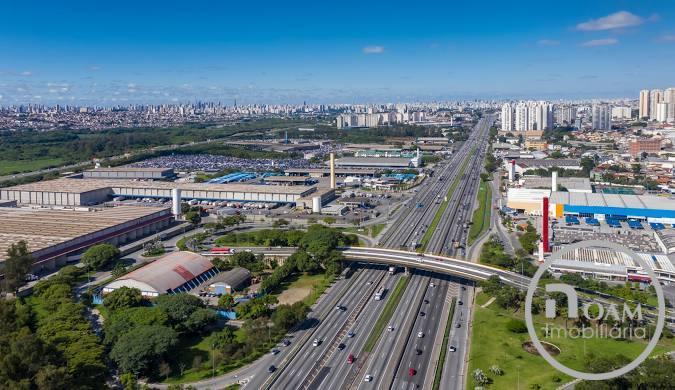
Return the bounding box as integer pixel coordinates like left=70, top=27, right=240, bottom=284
left=1, top=0, right=674, bottom=105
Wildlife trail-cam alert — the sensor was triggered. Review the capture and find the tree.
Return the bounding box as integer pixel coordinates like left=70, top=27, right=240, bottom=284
left=1, top=241, right=33, bottom=293
left=103, top=287, right=144, bottom=311
left=506, top=319, right=527, bottom=333
left=111, top=262, right=127, bottom=278
left=473, top=368, right=489, bottom=386
left=218, top=294, right=235, bottom=311
left=110, top=325, right=179, bottom=376
left=184, top=211, right=201, bottom=225
left=82, top=243, right=120, bottom=270
left=154, top=294, right=215, bottom=334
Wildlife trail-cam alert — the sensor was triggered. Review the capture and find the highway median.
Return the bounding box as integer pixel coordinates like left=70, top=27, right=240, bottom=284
left=363, top=275, right=410, bottom=352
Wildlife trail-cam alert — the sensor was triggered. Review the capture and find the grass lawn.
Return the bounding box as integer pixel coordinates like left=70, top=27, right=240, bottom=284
left=467, top=180, right=492, bottom=246
left=420, top=148, right=474, bottom=250
left=0, top=157, right=65, bottom=175
left=363, top=276, right=409, bottom=352
left=467, top=292, right=675, bottom=389
left=274, top=272, right=327, bottom=305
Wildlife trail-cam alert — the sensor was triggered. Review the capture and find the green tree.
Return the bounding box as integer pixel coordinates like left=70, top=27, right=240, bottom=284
left=185, top=211, right=202, bottom=225
left=110, top=325, right=179, bottom=376
left=82, top=243, right=120, bottom=270
left=1, top=240, right=33, bottom=293
left=103, top=287, right=144, bottom=311
left=218, top=294, right=235, bottom=311
left=154, top=294, right=215, bottom=334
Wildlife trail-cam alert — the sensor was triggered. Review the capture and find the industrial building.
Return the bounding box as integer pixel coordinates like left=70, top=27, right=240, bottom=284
left=0, top=206, right=172, bottom=273
left=103, top=251, right=218, bottom=297
left=83, top=167, right=176, bottom=180
left=506, top=188, right=551, bottom=215
left=549, top=191, right=675, bottom=224
left=284, top=168, right=377, bottom=178
left=0, top=178, right=317, bottom=206
left=520, top=176, right=592, bottom=193
left=506, top=159, right=582, bottom=175
left=334, top=156, right=419, bottom=169
left=206, top=267, right=251, bottom=295
left=263, top=176, right=315, bottom=186
left=551, top=246, right=675, bottom=284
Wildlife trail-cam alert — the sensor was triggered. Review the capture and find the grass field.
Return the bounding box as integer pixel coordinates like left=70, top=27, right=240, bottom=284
left=420, top=149, right=474, bottom=250
left=0, top=158, right=65, bottom=175
left=467, top=292, right=675, bottom=389
left=363, top=275, right=410, bottom=352
left=467, top=180, right=492, bottom=246
left=274, top=273, right=328, bottom=305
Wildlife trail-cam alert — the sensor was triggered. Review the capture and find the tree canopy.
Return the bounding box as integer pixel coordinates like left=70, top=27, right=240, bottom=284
left=81, top=243, right=120, bottom=270
left=1, top=240, right=33, bottom=293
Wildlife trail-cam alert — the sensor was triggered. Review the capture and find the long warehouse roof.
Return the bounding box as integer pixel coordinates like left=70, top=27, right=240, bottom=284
left=2, top=177, right=314, bottom=195
left=550, top=191, right=675, bottom=211
left=0, top=206, right=168, bottom=262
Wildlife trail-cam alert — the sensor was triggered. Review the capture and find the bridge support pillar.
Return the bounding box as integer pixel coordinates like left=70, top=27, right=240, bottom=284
left=404, top=267, right=410, bottom=276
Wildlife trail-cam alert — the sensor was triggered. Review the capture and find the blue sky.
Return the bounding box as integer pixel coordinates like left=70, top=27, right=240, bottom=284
left=1, top=1, right=674, bottom=105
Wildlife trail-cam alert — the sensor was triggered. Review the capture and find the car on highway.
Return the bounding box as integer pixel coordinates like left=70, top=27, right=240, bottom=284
left=387, top=325, right=394, bottom=332
left=449, top=346, right=457, bottom=352
left=409, top=367, right=416, bottom=377
left=347, top=354, right=355, bottom=364
left=335, top=305, right=345, bottom=311
left=312, top=338, right=321, bottom=347
left=415, top=348, right=422, bottom=355
left=347, top=330, right=355, bottom=338
left=419, top=311, right=425, bottom=317
left=458, top=300, right=463, bottom=305
left=424, top=299, right=429, bottom=304
left=282, top=339, right=291, bottom=346
left=364, top=374, right=373, bottom=382
left=271, top=349, right=280, bottom=355
left=429, top=282, right=435, bottom=288
left=456, top=323, right=461, bottom=328
left=417, top=331, right=424, bottom=338
left=337, top=343, right=345, bottom=350
left=268, top=365, right=276, bottom=373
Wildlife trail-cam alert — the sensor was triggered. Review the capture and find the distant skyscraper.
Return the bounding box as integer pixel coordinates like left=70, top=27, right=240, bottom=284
left=656, top=102, right=669, bottom=122
left=515, top=102, right=529, bottom=131
left=592, top=104, right=611, bottom=130
left=501, top=103, right=514, bottom=132
left=650, top=89, right=663, bottom=121
left=639, top=89, right=650, bottom=119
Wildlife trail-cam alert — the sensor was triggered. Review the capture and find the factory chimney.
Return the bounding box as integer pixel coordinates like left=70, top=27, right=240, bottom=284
left=329, top=153, right=336, bottom=189
left=551, top=171, right=558, bottom=192
left=172, top=188, right=182, bottom=219
left=508, top=160, right=515, bottom=182
left=542, top=196, right=550, bottom=254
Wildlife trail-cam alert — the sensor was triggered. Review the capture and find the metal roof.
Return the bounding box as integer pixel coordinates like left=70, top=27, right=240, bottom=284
left=208, top=267, right=251, bottom=289
left=106, top=251, right=213, bottom=294
left=550, top=191, right=675, bottom=211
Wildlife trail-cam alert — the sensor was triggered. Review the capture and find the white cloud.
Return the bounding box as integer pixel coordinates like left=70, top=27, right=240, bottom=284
left=363, top=46, right=385, bottom=54
left=537, top=39, right=560, bottom=46
left=89, top=65, right=101, bottom=71
left=581, top=38, right=618, bottom=47
left=661, top=34, right=675, bottom=42
left=20, top=71, right=32, bottom=76
left=127, top=83, right=136, bottom=88
left=576, top=11, right=644, bottom=31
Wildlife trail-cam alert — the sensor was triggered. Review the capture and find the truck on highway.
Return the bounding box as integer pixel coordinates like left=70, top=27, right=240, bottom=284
left=374, top=287, right=387, bottom=300
left=388, top=266, right=396, bottom=275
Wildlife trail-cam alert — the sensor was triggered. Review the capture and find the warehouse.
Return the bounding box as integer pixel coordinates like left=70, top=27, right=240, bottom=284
left=284, top=168, right=377, bottom=178
left=506, top=159, right=582, bottom=175
left=0, top=206, right=172, bottom=274
left=83, top=167, right=176, bottom=180
left=520, top=177, right=592, bottom=193
left=263, top=176, right=315, bottom=186
left=1, top=178, right=317, bottom=206
left=205, top=267, right=251, bottom=295
left=549, top=191, right=675, bottom=224
left=506, top=188, right=550, bottom=215
left=103, top=251, right=218, bottom=297
left=334, top=156, right=419, bottom=169
left=550, top=246, right=675, bottom=283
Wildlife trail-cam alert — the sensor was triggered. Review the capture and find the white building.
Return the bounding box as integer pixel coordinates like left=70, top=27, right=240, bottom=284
left=656, top=102, right=670, bottom=123
left=515, top=102, right=529, bottom=131
left=650, top=89, right=663, bottom=121
left=592, top=104, right=611, bottom=130
left=501, top=103, right=514, bottom=132
left=611, top=106, right=631, bottom=120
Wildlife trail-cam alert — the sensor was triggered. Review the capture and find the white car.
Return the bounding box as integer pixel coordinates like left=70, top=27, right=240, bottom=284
left=429, top=283, right=435, bottom=288
left=364, top=375, right=373, bottom=382
left=417, top=331, right=424, bottom=338
left=347, top=330, right=355, bottom=338
left=449, top=346, right=457, bottom=352
left=387, top=325, right=394, bottom=332
left=312, top=338, right=320, bottom=347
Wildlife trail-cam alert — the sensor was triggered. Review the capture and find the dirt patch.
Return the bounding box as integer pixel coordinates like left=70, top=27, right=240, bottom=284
left=522, top=340, right=561, bottom=356
left=277, top=287, right=311, bottom=305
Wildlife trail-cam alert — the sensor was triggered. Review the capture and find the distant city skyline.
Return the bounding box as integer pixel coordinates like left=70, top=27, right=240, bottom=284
left=1, top=1, right=674, bottom=105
